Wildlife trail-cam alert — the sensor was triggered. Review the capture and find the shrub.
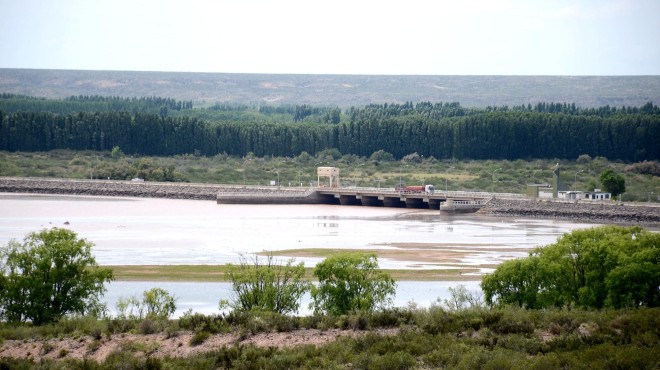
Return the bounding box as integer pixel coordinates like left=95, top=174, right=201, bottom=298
left=178, top=311, right=229, bottom=334
left=189, top=331, right=210, bottom=346
left=139, top=319, right=159, bottom=335
left=369, top=308, right=414, bottom=328
left=482, top=226, right=660, bottom=309
left=311, top=252, right=395, bottom=315
left=87, top=339, right=102, bottom=354
left=106, top=318, right=136, bottom=334
left=224, top=254, right=310, bottom=315
left=115, top=288, right=177, bottom=321
left=41, top=342, right=54, bottom=355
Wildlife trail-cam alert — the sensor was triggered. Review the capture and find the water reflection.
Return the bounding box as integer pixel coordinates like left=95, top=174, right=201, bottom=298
left=0, top=193, right=599, bottom=269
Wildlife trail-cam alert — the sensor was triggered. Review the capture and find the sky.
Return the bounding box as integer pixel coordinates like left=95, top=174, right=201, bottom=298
left=1, top=0, right=659, bottom=75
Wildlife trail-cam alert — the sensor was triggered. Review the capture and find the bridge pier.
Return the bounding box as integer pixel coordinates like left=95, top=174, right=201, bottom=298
left=360, top=195, right=383, bottom=206
left=216, top=186, right=489, bottom=211
left=427, top=198, right=441, bottom=210
left=319, top=193, right=340, bottom=205
left=404, top=198, right=427, bottom=208
left=339, top=194, right=361, bottom=206
left=382, top=196, right=406, bottom=208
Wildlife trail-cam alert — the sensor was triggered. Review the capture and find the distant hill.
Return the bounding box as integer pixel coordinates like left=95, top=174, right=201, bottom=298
left=1, top=68, right=658, bottom=108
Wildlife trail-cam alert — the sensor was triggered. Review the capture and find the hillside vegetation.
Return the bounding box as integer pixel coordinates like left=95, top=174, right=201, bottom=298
left=1, top=94, right=659, bottom=162
left=1, top=150, right=659, bottom=202
left=1, top=69, right=659, bottom=108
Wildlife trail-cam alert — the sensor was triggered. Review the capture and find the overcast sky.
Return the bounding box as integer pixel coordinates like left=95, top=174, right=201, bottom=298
left=1, top=0, right=658, bottom=75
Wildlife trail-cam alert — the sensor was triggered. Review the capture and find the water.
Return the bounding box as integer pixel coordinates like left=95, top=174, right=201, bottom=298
left=0, top=193, right=596, bottom=269
left=0, top=192, right=598, bottom=316
left=103, top=280, right=483, bottom=317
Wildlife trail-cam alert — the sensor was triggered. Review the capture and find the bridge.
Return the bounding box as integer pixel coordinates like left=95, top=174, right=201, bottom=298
left=316, top=187, right=494, bottom=211
left=216, top=185, right=525, bottom=211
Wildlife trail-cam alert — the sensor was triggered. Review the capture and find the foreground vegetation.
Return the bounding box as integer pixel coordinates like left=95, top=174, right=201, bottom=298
left=483, top=226, right=660, bottom=309
left=1, top=306, right=658, bottom=369
left=1, top=225, right=659, bottom=368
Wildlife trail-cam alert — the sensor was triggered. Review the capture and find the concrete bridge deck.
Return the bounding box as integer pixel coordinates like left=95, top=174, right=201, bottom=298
left=315, top=187, right=497, bottom=210
left=216, top=185, right=525, bottom=211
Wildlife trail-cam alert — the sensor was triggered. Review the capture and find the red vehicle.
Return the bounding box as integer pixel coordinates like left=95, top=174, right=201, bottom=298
left=395, top=184, right=435, bottom=194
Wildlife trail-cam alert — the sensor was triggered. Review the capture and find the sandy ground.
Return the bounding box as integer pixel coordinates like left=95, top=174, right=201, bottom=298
left=0, top=328, right=398, bottom=363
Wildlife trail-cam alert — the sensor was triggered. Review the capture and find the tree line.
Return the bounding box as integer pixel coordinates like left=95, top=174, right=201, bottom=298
left=0, top=93, right=193, bottom=115
left=0, top=99, right=658, bottom=161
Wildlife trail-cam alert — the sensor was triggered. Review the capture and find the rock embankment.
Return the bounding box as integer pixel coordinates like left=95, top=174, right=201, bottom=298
left=478, top=197, right=660, bottom=225
left=0, top=177, right=224, bottom=200
left=2, top=177, right=659, bottom=225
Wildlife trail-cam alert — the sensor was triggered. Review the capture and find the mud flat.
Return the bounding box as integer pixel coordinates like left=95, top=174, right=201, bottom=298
left=478, top=198, right=660, bottom=226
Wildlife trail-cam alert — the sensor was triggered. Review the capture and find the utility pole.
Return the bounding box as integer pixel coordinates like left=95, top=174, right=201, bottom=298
left=491, top=168, right=502, bottom=195
left=445, top=166, right=454, bottom=193
left=573, top=170, right=584, bottom=190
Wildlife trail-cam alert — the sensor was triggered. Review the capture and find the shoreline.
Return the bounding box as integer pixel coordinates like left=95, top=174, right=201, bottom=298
left=477, top=197, right=660, bottom=226
left=107, top=264, right=483, bottom=282
left=1, top=176, right=659, bottom=226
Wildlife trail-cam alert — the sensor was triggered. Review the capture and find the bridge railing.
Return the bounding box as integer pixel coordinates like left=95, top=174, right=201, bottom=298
left=326, top=187, right=527, bottom=199
left=217, top=186, right=316, bottom=198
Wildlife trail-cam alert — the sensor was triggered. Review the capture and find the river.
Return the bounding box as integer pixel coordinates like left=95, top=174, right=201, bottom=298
left=1, top=193, right=599, bottom=315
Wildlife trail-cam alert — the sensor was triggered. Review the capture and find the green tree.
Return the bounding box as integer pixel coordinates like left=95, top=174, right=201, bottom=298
left=311, top=252, right=396, bottom=315
left=369, top=149, right=394, bottom=162
left=441, top=284, right=484, bottom=310
left=222, top=254, right=310, bottom=315
left=111, top=145, right=124, bottom=160
left=482, top=226, right=660, bottom=309
left=115, top=287, right=177, bottom=320
left=0, top=228, right=113, bottom=324
left=599, top=169, right=626, bottom=198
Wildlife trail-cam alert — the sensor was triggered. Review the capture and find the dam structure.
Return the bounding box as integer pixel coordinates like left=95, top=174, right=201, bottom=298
left=216, top=185, right=496, bottom=211
left=216, top=166, right=505, bottom=211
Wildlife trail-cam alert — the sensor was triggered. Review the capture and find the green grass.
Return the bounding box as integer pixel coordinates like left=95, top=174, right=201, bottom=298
left=107, top=264, right=480, bottom=282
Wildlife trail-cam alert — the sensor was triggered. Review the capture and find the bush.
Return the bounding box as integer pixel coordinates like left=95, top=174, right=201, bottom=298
left=177, top=311, right=229, bottom=334
left=189, top=331, right=210, bottom=346
left=139, top=319, right=159, bottom=335
left=224, top=254, right=310, bottom=315
left=311, top=252, right=396, bottom=315
left=87, top=339, right=102, bottom=354
left=115, top=288, right=177, bottom=321
left=482, top=226, right=660, bottom=309
left=369, top=308, right=414, bottom=328
left=106, top=318, right=136, bottom=335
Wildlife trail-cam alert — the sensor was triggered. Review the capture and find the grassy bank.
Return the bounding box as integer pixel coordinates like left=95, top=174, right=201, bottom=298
left=108, top=265, right=481, bottom=282
left=1, top=150, right=658, bottom=202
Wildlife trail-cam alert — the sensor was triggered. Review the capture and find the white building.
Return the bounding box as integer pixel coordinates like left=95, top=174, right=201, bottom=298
left=582, top=189, right=611, bottom=201
left=556, top=189, right=612, bottom=201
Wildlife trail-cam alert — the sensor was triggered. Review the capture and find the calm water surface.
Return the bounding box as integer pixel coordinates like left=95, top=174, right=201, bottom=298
left=103, top=280, right=483, bottom=317
left=1, top=193, right=597, bottom=269
left=1, top=193, right=601, bottom=316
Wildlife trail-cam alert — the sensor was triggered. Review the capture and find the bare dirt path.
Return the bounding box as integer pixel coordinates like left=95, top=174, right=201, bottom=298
left=0, top=328, right=398, bottom=363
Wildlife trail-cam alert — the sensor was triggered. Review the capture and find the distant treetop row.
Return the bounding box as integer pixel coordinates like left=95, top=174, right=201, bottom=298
left=0, top=94, right=658, bottom=162
left=0, top=93, right=193, bottom=116
left=1, top=93, right=658, bottom=118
